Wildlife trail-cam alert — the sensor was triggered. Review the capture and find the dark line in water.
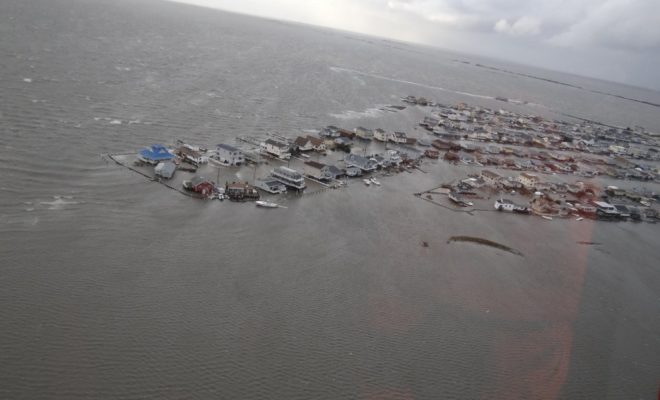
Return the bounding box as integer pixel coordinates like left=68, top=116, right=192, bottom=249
left=465, top=61, right=660, bottom=109
left=447, top=236, right=524, bottom=257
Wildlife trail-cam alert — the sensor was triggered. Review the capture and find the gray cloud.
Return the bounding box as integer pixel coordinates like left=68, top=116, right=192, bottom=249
left=167, top=0, right=660, bottom=89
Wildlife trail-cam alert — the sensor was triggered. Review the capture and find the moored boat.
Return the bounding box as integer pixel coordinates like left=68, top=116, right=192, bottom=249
left=256, top=200, right=279, bottom=208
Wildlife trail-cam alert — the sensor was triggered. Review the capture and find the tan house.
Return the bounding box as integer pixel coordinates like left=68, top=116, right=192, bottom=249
left=481, top=170, right=502, bottom=186
left=518, top=172, right=539, bottom=188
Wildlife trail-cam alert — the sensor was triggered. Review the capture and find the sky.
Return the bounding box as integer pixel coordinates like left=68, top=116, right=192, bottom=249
left=167, top=0, right=660, bottom=90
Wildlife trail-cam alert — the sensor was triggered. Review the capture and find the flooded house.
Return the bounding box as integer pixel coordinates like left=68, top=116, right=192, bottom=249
left=225, top=181, right=260, bottom=201
left=215, top=143, right=244, bottom=166
left=263, top=139, right=291, bottom=160
left=391, top=131, right=408, bottom=144
left=154, top=161, right=176, bottom=179
left=518, top=172, right=540, bottom=188
left=271, top=166, right=306, bottom=190
left=345, top=153, right=377, bottom=172
left=481, top=170, right=502, bottom=187
left=303, top=161, right=335, bottom=181
left=183, top=176, right=214, bottom=197
left=354, top=127, right=374, bottom=140
left=176, top=145, right=207, bottom=166
left=374, top=128, right=388, bottom=142
left=138, top=144, right=174, bottom=165
left=293, top=136, right=314, bottom=152
left=306, top=136, right=326, bottom=152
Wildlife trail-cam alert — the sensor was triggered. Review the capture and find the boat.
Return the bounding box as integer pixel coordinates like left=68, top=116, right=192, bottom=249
left=256, top=200, right=279, bottom=208
left=370, top=177, right=381, bottom=186
left=541, top=215, right=553, bottom=220
left=576, top=217, right=584, bottom=221
left=363, top=179, right=371, bottom=186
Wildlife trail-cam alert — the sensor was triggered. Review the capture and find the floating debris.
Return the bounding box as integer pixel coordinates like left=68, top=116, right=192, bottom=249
left=447, top=236, right=523, bottom=257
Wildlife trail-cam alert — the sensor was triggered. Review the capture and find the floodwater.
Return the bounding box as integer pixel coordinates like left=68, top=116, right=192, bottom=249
left=1, top=0, right=659, bottom=399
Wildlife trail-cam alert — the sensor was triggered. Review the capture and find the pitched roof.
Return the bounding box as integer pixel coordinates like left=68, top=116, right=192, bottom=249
left=139, top=144, right=174, bottom=161
left=293, top=136, right=310, bottom=146
left=217, top=143, right=240, bottom=152
left=304, top=160, right=326, bottom=169
left=265, top=139, right=288, bottom=148
left=307, top=136, right=324, bottom=146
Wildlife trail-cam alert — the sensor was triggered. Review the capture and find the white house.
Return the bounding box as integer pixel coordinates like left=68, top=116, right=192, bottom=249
left=293, top=136, right=314, bottom=152
left=306, top=136, right=326, bottom=152
left=215, top=143, right=244, bottom=166
left=263, top=139, right=291, bottom=160
left=354, top=127, right=374, bottom=140
left=374, top=129, right=388, bottom=142
left=391, top=131, right=408, bottom=144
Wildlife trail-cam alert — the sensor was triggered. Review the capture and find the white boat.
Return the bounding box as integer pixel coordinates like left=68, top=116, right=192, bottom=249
left=256, top=200, right=279, bottom=208
left=541, top=215, right=553, bottom=221
left=370, top=177, right=381, bottom=186
left=576, top=217, right=584, bottom=221
left=363, top=179, right=371, bottom=186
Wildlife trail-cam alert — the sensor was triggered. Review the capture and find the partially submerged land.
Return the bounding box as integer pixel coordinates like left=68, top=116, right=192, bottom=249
left=106, top=94, right=660, bottom=223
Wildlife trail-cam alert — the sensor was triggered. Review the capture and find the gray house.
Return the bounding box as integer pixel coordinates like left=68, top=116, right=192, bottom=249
left=345, top=153, right=377, bottom=172
left=154, top=161, right=176, bottom=179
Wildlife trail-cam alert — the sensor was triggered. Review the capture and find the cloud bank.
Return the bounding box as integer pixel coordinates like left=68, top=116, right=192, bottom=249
left=167, top=0, right=660, bottom=89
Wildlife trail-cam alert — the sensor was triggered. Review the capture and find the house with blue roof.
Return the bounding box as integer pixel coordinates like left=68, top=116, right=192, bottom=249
left=138, top=144, right=174, bottom=165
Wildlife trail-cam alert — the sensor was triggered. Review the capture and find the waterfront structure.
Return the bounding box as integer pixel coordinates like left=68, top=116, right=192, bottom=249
left=154, top=161, right=176, bottom=179
left=255, top=179, right=287, bottom=194
left=391, top=131, right=408, bottom=144
left=518, top=172, right=539, bottom=188
left=215, top=143, right=244, bottom=166
left=183, top=176, right=214, bottom=197
left=177, top=145, right=207, bottom=165
left=271, top=166, right=306, bottom=190
left=346, top=167, right=362, bottom=177
left=302, top=161, right=343, bottom=181
left=263, top=139, right=291, bottom=159
left=306, top=136, right=326, bottom=152
left=481, top=170, right=502, bottom=186
left=225, top=181, right=260, bottom=201
left=345, top=153, right=377, bottom=172
left=374, top=129, right=388, bottom=142
left=138, top=144, right=174, bottom=165
left=355, top=127, right=374, bottom=140
left=293, top=136, right=313, bottom=152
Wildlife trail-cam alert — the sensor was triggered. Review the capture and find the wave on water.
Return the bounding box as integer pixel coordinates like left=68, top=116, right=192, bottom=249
left=329, top=106, right=386, bottom=120
left=330, top=66, right=495, bottom=101
left=38, top=196, right=80, bottom=210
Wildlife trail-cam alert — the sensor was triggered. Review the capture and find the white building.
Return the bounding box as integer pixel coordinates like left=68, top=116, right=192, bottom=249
left=391, top=131, right=407, bottom=144
left=215, top=143, right=244, bottom=166
left=374, top=128, right=388, bottom=142
left=263, top=139, right=291, bottom=160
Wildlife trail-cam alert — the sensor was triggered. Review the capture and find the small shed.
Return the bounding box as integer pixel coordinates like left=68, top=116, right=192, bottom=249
left=155, top=161, right=176, bottom=179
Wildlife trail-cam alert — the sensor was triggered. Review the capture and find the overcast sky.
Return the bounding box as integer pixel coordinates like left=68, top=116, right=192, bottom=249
left=168, top=0, right=660, bottom=90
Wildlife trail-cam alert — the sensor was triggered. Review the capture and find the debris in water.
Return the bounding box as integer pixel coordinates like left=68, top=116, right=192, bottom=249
left=447, top=236, right=523, bottom=257
left=577, top=241, right=601, bottom=246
